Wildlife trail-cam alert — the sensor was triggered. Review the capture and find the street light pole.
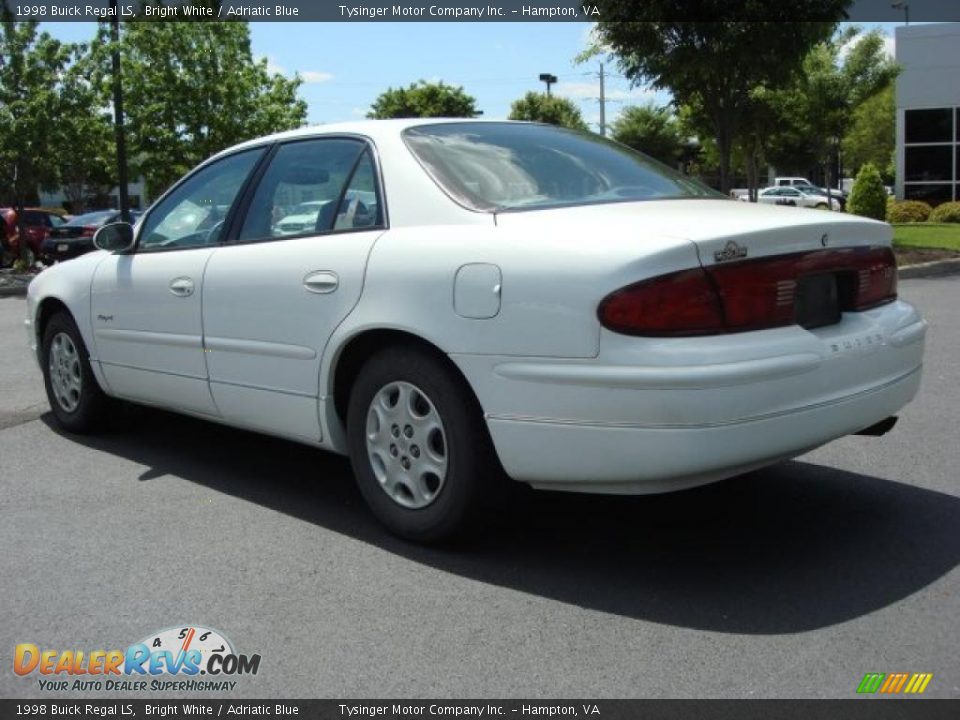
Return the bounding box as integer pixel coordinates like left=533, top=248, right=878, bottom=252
left=538, top=73, right=558, bottom=97
left=891, top=1, right=910, bottom=25
left=110, top=0, right=130, bottom=222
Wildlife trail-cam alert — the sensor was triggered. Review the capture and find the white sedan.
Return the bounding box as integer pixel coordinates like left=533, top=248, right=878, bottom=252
left=25, top=119, right=926, bottom=541
left=756, top=186, right=843, bottom=210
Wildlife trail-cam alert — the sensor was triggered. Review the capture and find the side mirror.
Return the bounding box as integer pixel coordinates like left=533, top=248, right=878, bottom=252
left=93, top=222, right=135, bottom=252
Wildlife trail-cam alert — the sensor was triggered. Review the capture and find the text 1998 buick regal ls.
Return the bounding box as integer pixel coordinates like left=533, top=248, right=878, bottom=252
left=26, top=120, right=926, bottom=541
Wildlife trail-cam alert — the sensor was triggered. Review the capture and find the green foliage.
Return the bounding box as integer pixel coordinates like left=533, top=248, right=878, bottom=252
left=847, top=163, right=887, bottom=220
left=929, top=201, right=960, bottom=224
left=584, top=3, right=847, bottom=189
left=843, top=84, right=894, bottom=182
left=610, top=103, right=686, bottom=165
left=52, top=45, right=116, bottom=213
left=96, top=21, right=306, bottom=198
left=367, top=80, right=478, bottom=119
left=784, top=28, right=899, bottom=190
left=0, top=17, right=72, bottom=204
left=886, top=199, right=932, bottom=224
left=508, top=92, right=588, bottom=131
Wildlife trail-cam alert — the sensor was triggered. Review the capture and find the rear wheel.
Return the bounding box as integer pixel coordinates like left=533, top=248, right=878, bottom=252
left=41, top=312, right=109, bottom=433
left=814, top=202, right=828, bottom=209
left=346, top=345, right=494, bottom=542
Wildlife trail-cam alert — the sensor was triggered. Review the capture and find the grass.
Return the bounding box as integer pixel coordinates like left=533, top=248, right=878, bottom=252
left=892, top=223, right=960, bottom=251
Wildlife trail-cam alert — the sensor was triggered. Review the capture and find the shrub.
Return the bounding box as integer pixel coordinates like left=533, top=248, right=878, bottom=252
left=929, top=201, right=960, bottom=223
left=887, top=199, right=933, bottom=223
left=847, top=163, right=888, bottom=221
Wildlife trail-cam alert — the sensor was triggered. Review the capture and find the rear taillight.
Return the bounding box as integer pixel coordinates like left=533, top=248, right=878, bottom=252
left=598, top=246, right=897, bottom=337
left=598, top=269, right=724, bottom=336
left=80, top=226, right=97, bottom=238
left=851, top=247, right=898, bottom=310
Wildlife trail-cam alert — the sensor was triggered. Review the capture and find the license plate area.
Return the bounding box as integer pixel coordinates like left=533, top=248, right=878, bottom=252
left=57, top=244, right=68, bottom=252
left=795, top=273, right=840, bottom=329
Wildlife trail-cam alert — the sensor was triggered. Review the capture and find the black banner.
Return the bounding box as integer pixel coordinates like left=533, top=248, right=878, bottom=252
left=2, top=0, right=960, bottom=22
left=2, top=700, right=960, bottom=720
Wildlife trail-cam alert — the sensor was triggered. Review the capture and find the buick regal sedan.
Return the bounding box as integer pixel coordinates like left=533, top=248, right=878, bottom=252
left=25, top=120, right=926, bottom=541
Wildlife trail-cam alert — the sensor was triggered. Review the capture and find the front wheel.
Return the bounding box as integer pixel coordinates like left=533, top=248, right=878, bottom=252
left=346, top=346, right=495, bottom=542
left=41, top=312, right=109, bottom=433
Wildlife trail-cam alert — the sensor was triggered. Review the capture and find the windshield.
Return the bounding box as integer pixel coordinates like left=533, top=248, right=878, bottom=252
left=67, top=211, right=115, bottom=226
left=403, top=122, right=721, bottom=212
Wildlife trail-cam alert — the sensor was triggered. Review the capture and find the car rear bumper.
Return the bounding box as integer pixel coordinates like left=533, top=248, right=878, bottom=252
left=452, top=299, right=926, bottom=492
left=485, top=365, right=919, bottom=492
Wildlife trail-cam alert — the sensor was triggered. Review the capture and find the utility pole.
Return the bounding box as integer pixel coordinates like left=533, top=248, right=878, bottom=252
left=598, top=63, right=606, bottom=136
left=110, top=0, right=130, bottom=223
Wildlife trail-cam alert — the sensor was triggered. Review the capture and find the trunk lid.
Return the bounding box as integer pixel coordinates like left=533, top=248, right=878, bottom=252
left=494, top=198, right=892, bottom=265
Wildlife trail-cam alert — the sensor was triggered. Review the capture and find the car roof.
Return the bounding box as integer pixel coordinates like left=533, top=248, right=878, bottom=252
left=210, top=118, right=520, bottom=161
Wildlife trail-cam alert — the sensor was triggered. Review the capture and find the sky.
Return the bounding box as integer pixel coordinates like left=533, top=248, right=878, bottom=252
left=40, top=21, right=902, bottom=132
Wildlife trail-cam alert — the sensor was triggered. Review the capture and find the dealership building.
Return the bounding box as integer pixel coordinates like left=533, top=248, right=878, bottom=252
left=896, top=23, right=960, bottom=204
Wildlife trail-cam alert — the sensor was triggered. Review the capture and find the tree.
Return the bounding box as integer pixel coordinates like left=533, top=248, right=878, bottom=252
left=95, top=21, right=307, bottom=199
left=367, top=80, right=478, bottom=119
left=0, top=15, right=73, bottom=263
left=788, top=28, right=898, bottom=203
left=842, top=83, right=895, bottom=183
left=53, top=45, right=116, bottom=213
left=583, top=2, right=848, bottom=191
left=847, top=163, right=887, bottom=220
left=610, top=103, right=687, bottom=165
left=508, top=92, right=588, bottom=131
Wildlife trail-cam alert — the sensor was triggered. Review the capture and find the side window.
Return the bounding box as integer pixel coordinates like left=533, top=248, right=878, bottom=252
left=49, top=215, right=65, bottom=227
left=138, top=148, right=264, bottom=251
left=237, top=138, right=368, bottom=242
left=334, top=151, right=383, bottom=231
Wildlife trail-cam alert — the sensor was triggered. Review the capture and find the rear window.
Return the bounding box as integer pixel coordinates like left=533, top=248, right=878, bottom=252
left=403, top=122, right=720, bottom=212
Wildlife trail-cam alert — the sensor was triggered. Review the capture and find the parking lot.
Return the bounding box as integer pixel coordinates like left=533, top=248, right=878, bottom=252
left=1, top=275, right=958, bottom=699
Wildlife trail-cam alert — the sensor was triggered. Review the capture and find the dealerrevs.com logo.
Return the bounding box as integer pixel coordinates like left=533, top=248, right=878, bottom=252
left=14, top=626, right=261, bottom=693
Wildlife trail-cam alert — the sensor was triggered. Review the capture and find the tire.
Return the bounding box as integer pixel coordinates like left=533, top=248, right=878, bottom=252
left=41, top=312, right=109, bottom=433
left=814, top=203, right=828, bottom=210
left=346, top=345, right=495, bottom=542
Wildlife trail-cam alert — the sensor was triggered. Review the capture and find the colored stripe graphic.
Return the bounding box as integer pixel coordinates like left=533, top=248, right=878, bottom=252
left=858, top=672, right=933, bottom=694
left=857, top=673, right=885, bottom=693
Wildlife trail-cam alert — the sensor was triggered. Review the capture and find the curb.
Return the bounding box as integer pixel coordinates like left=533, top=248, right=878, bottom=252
left=898, top=257, right=960, bottom=279
left=0, top=285, right=29, bottom=298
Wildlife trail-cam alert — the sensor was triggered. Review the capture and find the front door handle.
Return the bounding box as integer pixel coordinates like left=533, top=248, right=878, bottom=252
left=169, top=277, right=195, bottom=297
left=303, top=270, right=339, bottom=294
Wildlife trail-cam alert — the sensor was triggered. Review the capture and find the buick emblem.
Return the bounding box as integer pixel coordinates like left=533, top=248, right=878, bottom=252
left=821, top=233, right=829, bottom=247
left=714, top=240, right=748, bottom=263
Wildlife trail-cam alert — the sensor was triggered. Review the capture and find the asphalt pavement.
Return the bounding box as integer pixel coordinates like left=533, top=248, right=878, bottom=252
left=0, top=276, right=958, bottom=699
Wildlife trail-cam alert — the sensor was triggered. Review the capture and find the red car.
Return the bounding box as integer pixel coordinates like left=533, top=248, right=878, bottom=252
left=1, top=208, right=68, bottom=266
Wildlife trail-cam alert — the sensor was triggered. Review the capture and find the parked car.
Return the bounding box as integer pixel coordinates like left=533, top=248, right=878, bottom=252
left=25, top=120, right=925, bottom=542
left=1, top=207, right=68, bottom=266
left=272, top=200, right=327, bottom=236
left=774, top=177, right=847, bottom=209
left=40, top=210, right=142, bottom=264
left=756, top=186, right=842, bottom=210
left=272, top=192, right=379, bottom=236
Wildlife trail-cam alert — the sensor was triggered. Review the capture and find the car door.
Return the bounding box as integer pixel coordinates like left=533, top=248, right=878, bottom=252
left=201, top=137, right=387, bottom=442
left=90, top=147, right=266, bottom=414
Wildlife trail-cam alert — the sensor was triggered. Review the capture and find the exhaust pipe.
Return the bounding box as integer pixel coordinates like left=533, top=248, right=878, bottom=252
left=855, top=416, right=898, bottom=437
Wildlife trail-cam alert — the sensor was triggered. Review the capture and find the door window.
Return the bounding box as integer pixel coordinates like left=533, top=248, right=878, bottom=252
left=334, top=151, right=383, bottom=231
left=236, top=138, right=382, bottom=242
left=138, top=148, right=264, bottom=251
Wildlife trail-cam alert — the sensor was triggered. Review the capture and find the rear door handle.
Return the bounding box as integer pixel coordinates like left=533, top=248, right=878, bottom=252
left=303, top=270, right=339, bottom=294
left=169, top=277, right=195, bottom=297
